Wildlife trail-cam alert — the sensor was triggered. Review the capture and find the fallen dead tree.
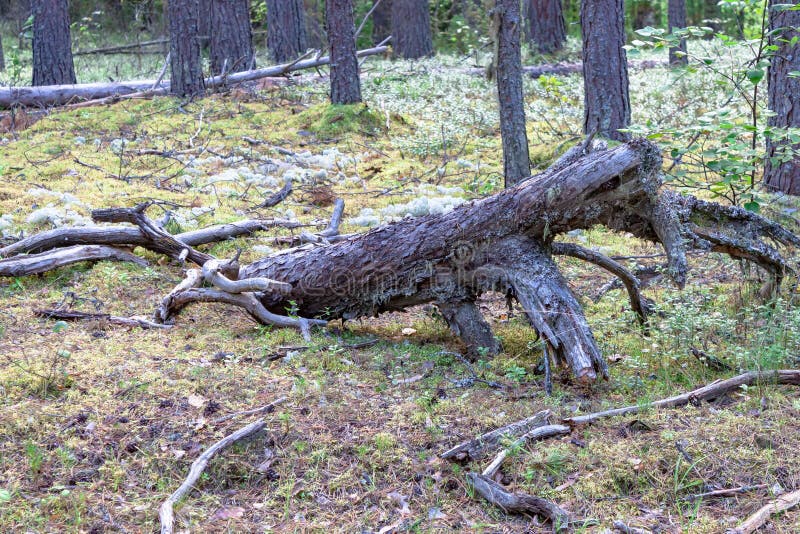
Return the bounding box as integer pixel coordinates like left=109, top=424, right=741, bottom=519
left=1, top=140, right=798, bottom=384
left=0, top=44, right=390, bottom=109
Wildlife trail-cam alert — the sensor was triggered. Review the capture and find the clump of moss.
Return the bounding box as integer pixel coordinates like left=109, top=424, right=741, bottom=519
left=295, top=103, right=386, bottom=138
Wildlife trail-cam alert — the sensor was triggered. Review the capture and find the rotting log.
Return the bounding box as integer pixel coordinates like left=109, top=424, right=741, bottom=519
left=0, top=45, right=389, bottom=109
left=3, top=140, right=798, bottom=385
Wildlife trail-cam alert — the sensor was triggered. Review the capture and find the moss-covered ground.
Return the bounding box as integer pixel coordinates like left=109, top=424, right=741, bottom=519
left=1, top=51, right=800, bottom=533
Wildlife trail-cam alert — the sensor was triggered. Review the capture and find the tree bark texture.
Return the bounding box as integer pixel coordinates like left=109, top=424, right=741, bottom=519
left=0, top=33, right=5, bottom=71
left=372, top=0, right=393, bottom=44
left=31, top=0, right=76, bottom=86
left=326, top=0, right=362, bottom=104
left=764, top=0, right=800, bottom=195
left=494, top=0, right=531, bottom=188
left=391, top=0, right=434, bottom=59
left=5, top=141, right=798, bottom=385
left=266, top=0, right=308, bottom=63
left=525, top=0, right=566, bottom=54
left=668, top=0, right=688, bottom=65
left=210, top=0, right=255, bottom=75
left=168, top=0, right=205, bottom=97
left=198, top=0, right=212, bottom=48
left=581, top=0, right=631, bottom=141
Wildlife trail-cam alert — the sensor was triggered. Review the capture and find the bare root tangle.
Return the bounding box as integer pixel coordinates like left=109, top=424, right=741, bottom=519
left=552, top=241, right=653, bottom=324
left=159, top=419, right=267, bottom=534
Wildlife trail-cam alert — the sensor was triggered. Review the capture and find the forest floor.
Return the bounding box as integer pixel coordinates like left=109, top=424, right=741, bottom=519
left=1, top=50, right=800, bottom=533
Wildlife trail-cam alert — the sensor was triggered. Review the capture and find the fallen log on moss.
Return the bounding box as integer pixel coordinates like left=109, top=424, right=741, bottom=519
left=3, top=140, right=798, bottom=385
left=0, top=45, right=390, bottom=109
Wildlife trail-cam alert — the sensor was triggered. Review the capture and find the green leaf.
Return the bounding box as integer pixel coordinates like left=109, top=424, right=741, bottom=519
left=744, top=201, right=760, bottom=212
left=746, top=69, right=765, bottom=84
left=0, top=489, right=10, bottom=503
left=52, top=321, right=69, bottom=333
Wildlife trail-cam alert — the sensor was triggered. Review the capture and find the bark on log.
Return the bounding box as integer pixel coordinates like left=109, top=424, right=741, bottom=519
left=0, top=46, right=389, bottom=109
left=4, top=141, right=798, bottom=386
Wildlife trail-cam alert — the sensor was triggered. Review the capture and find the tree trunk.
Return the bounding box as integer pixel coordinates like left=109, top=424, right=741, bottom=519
left=0, top=33, right=4, bottom=71
left=391, top=0, right=434, bottom=59
left=326, top=0, right=362, bottom=104
left=668, top=0, right=688, bottom=66
left=168, top=0, right=205, bottom=97
left=581, top=0, right=630, bottom=141
left=6, top=142, right=798, bottom=386
left=494, top=0, right=531, bottom=188
left=266, top=0, right=308, bottom=63
left=31, top=0, right=76, bottom=86
left=764, top=0, right=800, bottom=195
left=198, top=0, right=212, bottom=48
left=372, top=0, right=393, bottom=44
left=210, top=0, right=255, bottom=75
left=525, top=0, right=566, bottom=54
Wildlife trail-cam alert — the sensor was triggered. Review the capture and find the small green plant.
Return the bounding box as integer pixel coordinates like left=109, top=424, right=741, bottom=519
left=504, top=364, right=527, bottom=383
left=24, top=440, right=44, bottom=479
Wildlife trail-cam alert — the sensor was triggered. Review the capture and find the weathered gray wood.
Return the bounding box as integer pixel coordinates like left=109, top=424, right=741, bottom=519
left=440, top=410, right=551, bottom=461
left=0, top=46, right=389, bottom=109
left=467, top=473, right=572, bottom=528
left=0, top=245, right=147, bottom=277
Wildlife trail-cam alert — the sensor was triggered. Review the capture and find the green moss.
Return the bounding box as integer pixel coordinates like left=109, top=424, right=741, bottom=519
left=292, top=103, right=387, bottom=138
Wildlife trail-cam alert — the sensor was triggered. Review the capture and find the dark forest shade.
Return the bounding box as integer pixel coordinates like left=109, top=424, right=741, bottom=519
left=525, top=0, right=566, bottom=54
left=198, top=0, right=212, bottom=48
left=494, top=0, right=531, bottom=188
left=326, top=0, right=362, bottom=104
left=581, top=0, right=630, bottom=141
left=32, top=0, right=76, bottom=86
left=0, top=33, right=5, bottom=71
left=372, top=0, right=393, bottom=44
left=392, top=0, right=434, bottom=59
left=668, top=0, right=688, bottom=65
left=764, top=0, right=800, bottom=195
left=266, top=0, right=308, bottom=63
left=210, top=0, right=254, bottom=74
left=168, top=0, right=205, bottom=97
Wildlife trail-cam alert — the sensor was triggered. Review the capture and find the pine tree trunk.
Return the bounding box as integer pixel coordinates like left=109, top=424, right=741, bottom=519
left=266, top=0, right=308, bottom=63
left=668, top=0, right=688, bottom=65
left=525, top=0, right=566, bottom=54
left=169, top=0, right=205, bottom=97
left=495, top=0, right=530, bottom=188
left=581, top=0, right=630, bottom=141
left=198, top=0, right=212, bottom=48
left=326, top=0, right=362, bottom=104
left=0, top=33, right=5, bottom=71
left=210, top=0, right=255, bottom=75
left=764, top=0, right=800, bottom=195
left=372, top=0, right=393, bottom=44
left=31, top=0, right=76, bottom=86
left=391, top=0, right=434, bottom=59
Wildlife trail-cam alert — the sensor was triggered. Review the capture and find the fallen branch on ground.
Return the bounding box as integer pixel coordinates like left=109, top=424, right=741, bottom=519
left=212, top=396, right=288, bottom=425
left=159, top=419, right=266, bottom=534
left=34, top=309, right=170, bottom=329
left=481, top=424, right=570, bottom=478
left=467, top=472, right=572, bottom=530
left=0, top=45, right=390, bottom=109
left=727, top=487, right=800, bottom=534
